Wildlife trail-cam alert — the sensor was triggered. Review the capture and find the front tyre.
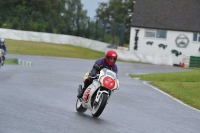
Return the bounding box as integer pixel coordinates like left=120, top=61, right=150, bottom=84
left=92, top=93, right=108, bottom=118
left=76, top=99, right=87, bottom=113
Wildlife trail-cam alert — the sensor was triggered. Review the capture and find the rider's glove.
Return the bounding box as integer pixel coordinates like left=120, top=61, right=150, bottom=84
left=87, top=76, right=93, bottom=83
left=88, top=67, right=98, bottom=83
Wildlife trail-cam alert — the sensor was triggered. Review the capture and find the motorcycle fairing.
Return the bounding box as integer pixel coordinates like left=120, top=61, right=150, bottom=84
left=98, top=68, right=119, bottom=90
left=82, top=80, right=101, bottom=110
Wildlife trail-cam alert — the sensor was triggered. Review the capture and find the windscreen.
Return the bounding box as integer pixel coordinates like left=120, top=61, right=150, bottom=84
left=105, top=69, right=116, bottom=79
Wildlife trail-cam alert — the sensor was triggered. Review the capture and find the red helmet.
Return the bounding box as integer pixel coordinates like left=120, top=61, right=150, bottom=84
left=105, top=50, right=118, bottom=66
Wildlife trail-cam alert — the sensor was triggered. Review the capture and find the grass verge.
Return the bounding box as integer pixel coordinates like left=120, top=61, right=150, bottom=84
left=5, top=58, right=18, bottom=65
left=6, top=39, right=139, bottom=63
left=131, top=70, right=200, bottom=110
left=6, top=39, right=105, bottom=60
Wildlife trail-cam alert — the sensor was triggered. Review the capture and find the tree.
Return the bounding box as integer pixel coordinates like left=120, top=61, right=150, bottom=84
left=0, top=0, right=88, bottom=35
left=64, top=0, right=88, bottom=36
left=95, top=0, right=134, bottom=45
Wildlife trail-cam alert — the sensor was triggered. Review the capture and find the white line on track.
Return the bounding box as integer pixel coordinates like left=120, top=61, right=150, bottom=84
left=143, top=81, right=200, bottom=113
left=126, top=73, right=200, bottom=113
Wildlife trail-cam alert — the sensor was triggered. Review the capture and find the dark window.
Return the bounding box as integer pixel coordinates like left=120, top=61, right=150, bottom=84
left=145, top=29, right=167, bottom=39
left=156, top=30, right=167, bottom=38
left=193, top=33, right=200, bottom=42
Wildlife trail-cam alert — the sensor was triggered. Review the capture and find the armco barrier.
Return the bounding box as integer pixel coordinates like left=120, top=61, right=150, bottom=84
left=1, top=28, right=175, bottom=66
left=0, top=28, right=109, bottom=52
left=17, top=59, right=32, bottom=66
left=189, top=56, right=200, bottom=67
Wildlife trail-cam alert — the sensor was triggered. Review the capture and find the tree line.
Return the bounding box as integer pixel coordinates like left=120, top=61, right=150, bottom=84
left=0, top=0, right=134, bottom=45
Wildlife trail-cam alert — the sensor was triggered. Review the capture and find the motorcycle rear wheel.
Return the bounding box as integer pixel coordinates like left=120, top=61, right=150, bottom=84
left=92, top=93, right=108, bottom=118
left=76, top=99, right=87, bottom=113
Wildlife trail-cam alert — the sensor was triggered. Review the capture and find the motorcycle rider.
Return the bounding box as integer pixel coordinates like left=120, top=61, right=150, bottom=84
left=77, top=49, right=118, bottom=98
left=0, top=38, right=7, bottom=66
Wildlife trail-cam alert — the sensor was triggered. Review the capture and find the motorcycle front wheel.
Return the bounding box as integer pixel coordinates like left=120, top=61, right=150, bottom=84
left=92, top=93, right=108, bottom=118
left=76, top=99, right=87, bottom=113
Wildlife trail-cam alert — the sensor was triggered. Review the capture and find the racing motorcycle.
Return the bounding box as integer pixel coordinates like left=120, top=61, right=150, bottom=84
left=0, top=49, right=4, bottom=68
left=76, top=68, right=119, bottom=118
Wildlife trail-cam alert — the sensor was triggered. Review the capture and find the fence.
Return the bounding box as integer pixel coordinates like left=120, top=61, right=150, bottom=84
left=65, top=18, right=125, bottom=46
left=189, top=56, right=200, bottom=67
left=183, top=56, right=200, bottom=67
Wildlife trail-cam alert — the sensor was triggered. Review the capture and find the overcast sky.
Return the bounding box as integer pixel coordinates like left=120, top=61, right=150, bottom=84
left=82, top=0, right=108, bottom=18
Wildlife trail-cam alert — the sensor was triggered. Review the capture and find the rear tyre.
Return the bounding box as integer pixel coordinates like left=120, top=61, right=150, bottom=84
left=76, top=98, right=87, bottom=113
left=92, top=93, right=108, bottom=118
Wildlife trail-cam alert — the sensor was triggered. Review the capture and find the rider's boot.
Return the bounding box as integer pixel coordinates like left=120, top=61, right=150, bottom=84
left=77, top=90, right=83, bottom=98
left=77, top=79, right=91, bottom=98
left=77, top=88, right=86, bottom=98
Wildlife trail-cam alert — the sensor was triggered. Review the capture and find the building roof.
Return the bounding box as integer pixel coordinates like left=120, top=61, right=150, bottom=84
left=131, top=0, right=200, bottom=32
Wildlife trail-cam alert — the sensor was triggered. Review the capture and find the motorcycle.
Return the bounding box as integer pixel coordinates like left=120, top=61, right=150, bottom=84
left=0, top=49, right=4, bottom=68
left=76, top=68, right=119, bottom=118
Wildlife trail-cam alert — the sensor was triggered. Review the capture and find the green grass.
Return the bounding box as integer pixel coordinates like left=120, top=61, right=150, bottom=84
left=6, top=39, right=139, bottom=63
left=131, top=70, right=200, bottom=110
left=5, top=58, right=18, bottom=65
left=6, top=39, right=105, bottom=59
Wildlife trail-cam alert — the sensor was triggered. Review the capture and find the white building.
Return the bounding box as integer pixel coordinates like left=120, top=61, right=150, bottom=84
left=129, top=0, right=200, bottom=66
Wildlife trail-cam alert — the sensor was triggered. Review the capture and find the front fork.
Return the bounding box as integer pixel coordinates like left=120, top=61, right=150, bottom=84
left=94, top=89, right=110, bottom=104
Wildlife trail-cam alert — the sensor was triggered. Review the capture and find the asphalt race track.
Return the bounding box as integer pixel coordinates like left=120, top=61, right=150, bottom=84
left=0, top=54, right=200, bottom=133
